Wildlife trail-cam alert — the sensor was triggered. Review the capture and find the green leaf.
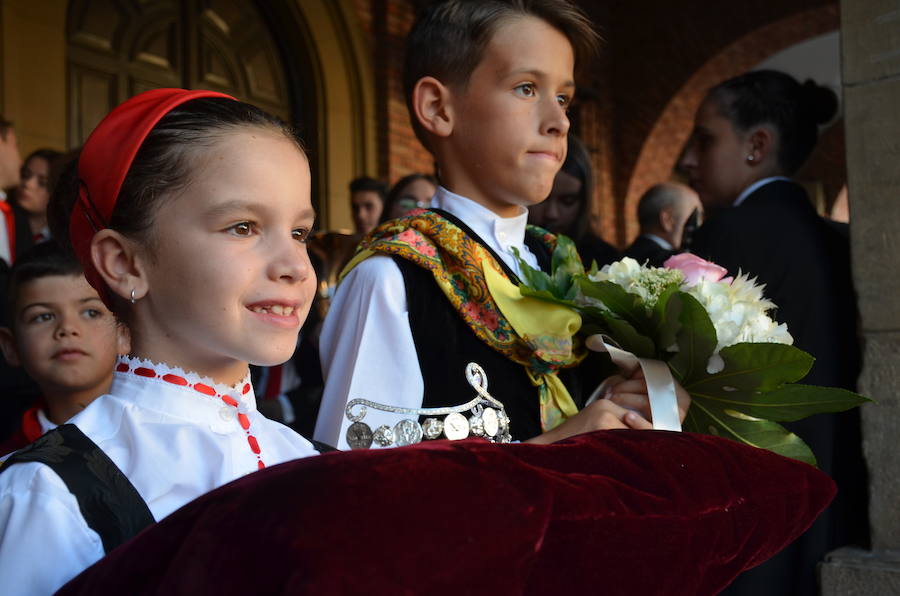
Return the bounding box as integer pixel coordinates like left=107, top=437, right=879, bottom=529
left=708, top=383, right=873, bottom=422
left=683, top=397, right=817, bottom=465
left=551, top=234, right=585, bottom=278
left=685, top=343, right=814, bottom=396
left=514, top=235, right=583, bottom=302
left=576, top=278, right=650, bottom=332
left=667, top=292, right=717, bottom=384
left=601, top=314, right=656, bottom=359
left=651, top=284, right=682, bottom=352
left=515, top=255, right=553, bottom=293
left=518, top=285, right=580, bottom=309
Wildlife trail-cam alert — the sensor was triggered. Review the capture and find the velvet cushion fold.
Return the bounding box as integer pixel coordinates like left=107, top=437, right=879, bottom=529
left=57, top=430, right=835, bottom=596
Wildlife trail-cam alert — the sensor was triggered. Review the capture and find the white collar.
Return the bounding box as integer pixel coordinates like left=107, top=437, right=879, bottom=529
left=36, top=408, right=58, bottom=433
left=108, top=355, right=257, bottom=424
left=431, top=185, right=530, bottom=254
left=641, top=233, right=673, bottom=251
left=734, top=177, right=791, bottom=207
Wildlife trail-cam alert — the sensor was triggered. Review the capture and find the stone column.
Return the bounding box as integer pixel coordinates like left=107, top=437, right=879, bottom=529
left=821, top=1, right=900, bottom=594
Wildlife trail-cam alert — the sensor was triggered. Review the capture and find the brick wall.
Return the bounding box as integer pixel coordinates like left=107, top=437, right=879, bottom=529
left=351, top=0, right=434, bottom=188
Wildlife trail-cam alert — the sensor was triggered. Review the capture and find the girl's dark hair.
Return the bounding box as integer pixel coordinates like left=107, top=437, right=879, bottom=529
left=558, top=134, right=593, bottom=240
left=380, top=173, right=438, bottom=223
left=23, top=148, right=64, bottom=169
left=48, top=97, right=302, bottom=251
left=707, top=70, right=838, bottom=175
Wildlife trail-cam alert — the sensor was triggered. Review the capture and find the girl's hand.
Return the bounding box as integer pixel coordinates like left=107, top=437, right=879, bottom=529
left=605, top=368, right=691, bottom=423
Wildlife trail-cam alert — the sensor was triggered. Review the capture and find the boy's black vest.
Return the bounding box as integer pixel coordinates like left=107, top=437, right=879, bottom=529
left=395, top=209, right=602, bottom=441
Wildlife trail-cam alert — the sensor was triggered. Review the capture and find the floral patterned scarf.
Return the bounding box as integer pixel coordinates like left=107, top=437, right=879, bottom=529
left=341, top=209, right=585, bottom=431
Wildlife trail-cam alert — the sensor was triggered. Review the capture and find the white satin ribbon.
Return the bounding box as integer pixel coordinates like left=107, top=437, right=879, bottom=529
left=585, top=335, right=682, bottom=432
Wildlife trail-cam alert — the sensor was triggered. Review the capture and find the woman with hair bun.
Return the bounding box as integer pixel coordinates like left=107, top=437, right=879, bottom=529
left=681, top=70, right=864, bottom=596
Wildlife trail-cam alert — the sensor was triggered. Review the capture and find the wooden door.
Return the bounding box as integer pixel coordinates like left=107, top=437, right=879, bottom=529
left=67, top=0, right=293, bottom=147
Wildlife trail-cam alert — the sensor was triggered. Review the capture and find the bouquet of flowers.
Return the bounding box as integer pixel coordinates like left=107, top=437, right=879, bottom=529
left=516, top=236, right=869, bottom=465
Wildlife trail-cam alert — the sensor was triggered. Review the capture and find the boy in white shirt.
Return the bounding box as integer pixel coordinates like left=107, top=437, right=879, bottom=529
left=0, top=242, right=128, bottom=455
left=316, top=0, right=689, bottom=449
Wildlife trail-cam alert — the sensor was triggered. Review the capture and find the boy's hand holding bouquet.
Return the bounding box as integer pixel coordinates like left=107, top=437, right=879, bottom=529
left=516, top=236, right=869, bottom=465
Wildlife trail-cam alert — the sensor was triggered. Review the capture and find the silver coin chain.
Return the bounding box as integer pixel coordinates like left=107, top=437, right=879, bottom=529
left=344, top=362, right=513, bottom=449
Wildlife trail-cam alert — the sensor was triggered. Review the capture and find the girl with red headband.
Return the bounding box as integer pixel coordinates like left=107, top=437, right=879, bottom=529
left=0, top=89, right=320, bottom=594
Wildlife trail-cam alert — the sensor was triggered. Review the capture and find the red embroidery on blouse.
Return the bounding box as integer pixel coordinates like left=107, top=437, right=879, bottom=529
left=116, top=361, right=266, bottom=468
left=162, top=374, right=188, bottom=386
left=194, top=383, right=216, bottom=396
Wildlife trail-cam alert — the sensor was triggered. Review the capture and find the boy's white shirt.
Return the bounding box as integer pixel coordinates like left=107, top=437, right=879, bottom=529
left=35, top=408, right=57, bottom=434
left=314, top=186, right=539, bottom=449
left=0, top=355, right=318, bottom=596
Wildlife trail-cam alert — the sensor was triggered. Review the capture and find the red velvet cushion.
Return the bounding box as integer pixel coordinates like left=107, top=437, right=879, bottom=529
left=58, top=430, right=834, bottom=595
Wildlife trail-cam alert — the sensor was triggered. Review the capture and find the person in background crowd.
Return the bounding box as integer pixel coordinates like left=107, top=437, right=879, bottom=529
left=528, top=134, right=619, bottom=268
left=349, top=176, right=388, bottom=236
left=680, top=69, right=864, bottom=596
left=624, top=182, right=701, bottom=267
left=0, top=116, right=25, bottom=266
left=0, top=118, right=40, bottom=443
left=0, top=241, right=129, bottom=455
left=14, top=149, right=63, bottom=243
left=381, top=173, right=438, bottom=222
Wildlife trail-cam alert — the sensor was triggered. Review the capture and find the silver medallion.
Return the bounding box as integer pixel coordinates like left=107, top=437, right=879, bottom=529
left=498, top=409, right=510, bottom=433
left=482, top=408, right=499, bottom=437
left=443, top=412, right=469, bottom=440
left=422, top=417, right=444, bottom=440
left=373, top=425, right=395, bottom=447
left=469, top=414, right=485, bottom=437
left=393, top=419, right=423, bottom=446
left=346, top=421, right=374, bottom=450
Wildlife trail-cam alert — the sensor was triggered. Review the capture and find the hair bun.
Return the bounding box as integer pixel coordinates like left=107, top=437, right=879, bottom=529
left=799, top=79, right=839, bottom=125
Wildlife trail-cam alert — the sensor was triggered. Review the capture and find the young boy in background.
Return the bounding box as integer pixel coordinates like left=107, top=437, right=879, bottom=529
left=0, top=242, right=128, bottom=454
left=316, top=0, right=689, bottom=449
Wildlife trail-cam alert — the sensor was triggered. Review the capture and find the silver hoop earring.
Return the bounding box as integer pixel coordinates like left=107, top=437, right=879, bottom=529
left=130, top=289, right=137, bottom=304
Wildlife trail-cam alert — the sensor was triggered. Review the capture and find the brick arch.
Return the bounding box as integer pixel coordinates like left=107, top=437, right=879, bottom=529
left=622, top=5, right=839, bottom=243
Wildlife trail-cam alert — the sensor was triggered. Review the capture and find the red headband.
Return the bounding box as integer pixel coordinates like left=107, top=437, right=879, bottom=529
left=70, top=88, right=236, bottom=307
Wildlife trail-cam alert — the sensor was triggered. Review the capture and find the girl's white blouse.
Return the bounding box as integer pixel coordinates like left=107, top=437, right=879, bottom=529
left=0, top=356, right=318, bottom=596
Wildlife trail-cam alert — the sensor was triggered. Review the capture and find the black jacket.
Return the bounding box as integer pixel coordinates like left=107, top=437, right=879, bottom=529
left=623, top=234, right=674, bottom=268
left=692, top=179, right=865, bottom=596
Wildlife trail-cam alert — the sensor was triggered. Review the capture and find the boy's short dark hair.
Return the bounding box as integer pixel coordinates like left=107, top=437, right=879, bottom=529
left=0, top=116, right=12, bottom=140
left=4, top=241, right=84, bottom=327
left=404, top=0, right=599, bottom=150
left=349, top=176, right=388, bottom=201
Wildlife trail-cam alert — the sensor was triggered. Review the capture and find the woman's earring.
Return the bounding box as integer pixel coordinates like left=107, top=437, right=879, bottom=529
left=746, top=154, right=755, bottom=162
left=130, top=288, right=137, bottom=304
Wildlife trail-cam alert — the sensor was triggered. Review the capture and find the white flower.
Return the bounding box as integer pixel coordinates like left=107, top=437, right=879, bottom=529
left=585, top=257, right=792, bottom=355
left=590, top=258, right=683, bottom=308
left=683, top=271, right=793, bottom=353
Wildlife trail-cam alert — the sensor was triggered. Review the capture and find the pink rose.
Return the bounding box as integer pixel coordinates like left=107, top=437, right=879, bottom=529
left=664, top=253, right=728, bottom=286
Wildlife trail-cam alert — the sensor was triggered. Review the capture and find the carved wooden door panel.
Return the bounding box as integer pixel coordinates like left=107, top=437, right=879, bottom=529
left=67, top=0, right=292, bottom=147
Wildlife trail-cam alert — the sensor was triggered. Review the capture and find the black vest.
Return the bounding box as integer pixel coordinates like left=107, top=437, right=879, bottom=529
left=0, top=425, right=336, bottom=553
left=0, top=424, right=155, bottom=553
left=395, top=210, right=608, bottom=441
